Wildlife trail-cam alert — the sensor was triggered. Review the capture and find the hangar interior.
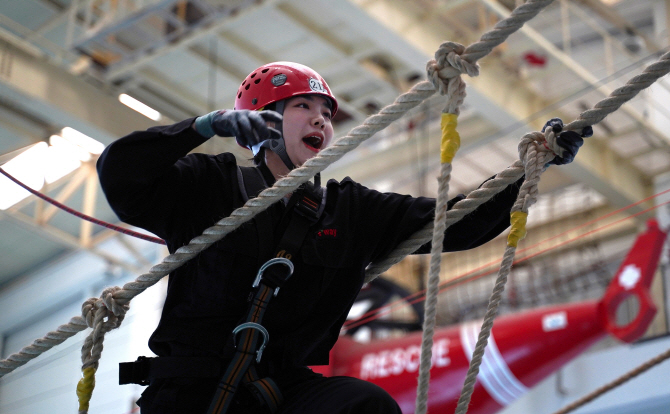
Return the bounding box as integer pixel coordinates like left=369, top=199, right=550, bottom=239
left=0, top=0, right=670, bottom=413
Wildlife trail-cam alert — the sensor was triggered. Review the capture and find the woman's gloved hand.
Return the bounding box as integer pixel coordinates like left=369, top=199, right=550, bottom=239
left=193, top=109, right=282, bottom=149
left=542, top=118, right=593, bottom=166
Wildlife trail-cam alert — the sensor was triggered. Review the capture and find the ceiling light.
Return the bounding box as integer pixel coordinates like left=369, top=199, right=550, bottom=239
left=60, top=127, right=105, bottom=155
left=119, top=93, right=162, bottom=121
left=50, top=135, right=92, bottom=162
left=0, top=142, right=47, bottom=210
left=45, top=135, right=85, bottom=184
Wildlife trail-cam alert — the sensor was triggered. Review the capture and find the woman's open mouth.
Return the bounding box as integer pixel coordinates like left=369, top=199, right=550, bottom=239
left=302, top=135, right=324, bottom=152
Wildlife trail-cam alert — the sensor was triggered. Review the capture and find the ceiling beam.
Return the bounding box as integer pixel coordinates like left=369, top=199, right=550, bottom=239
left=0, top=36, right=156, bottom=145
left=103, top=0, right=280, bottom=81
left=346, top=0, right=653, bottom=211
left=574, top=0, right=665, bottom=53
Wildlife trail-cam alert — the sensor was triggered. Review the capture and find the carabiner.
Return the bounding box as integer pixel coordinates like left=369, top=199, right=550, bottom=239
left=252, top=257, right=294, bottom=296
left=232, top=322, right=269, bottom=363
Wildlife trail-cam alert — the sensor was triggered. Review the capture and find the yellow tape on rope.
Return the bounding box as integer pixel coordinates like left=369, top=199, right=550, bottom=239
left=507, top=211, right=528, bottom=247
left=440, top=113, right=461, bottom=164
left=76, top=366, right=96, bottom=412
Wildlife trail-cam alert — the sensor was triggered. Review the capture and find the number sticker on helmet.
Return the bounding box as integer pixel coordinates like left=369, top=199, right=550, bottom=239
left=309, top=78, right=327, bottom=93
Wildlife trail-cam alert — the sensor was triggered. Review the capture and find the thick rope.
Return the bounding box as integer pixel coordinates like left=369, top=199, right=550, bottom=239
left=415, top=161, right=454, bottom=414
left=415, top=49, right=467, bottom=411
left=0, top=0, right=554, bottom=381
left=565, top=50, right=670, bottom=132
left=366, top=48, right=670, bottom=283
left=414, top=36, right=473, bottom=413
left=76, top=287, right=128, bottom=413
left=550, top=347, right=670, bottom=414
left=364, top=161, right=525, bottom=283
left=454, top=130, right=558, bottom=414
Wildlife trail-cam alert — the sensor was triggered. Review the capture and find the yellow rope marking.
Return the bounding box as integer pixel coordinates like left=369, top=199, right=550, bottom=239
left=440, top=113, right=461, bottom=164
left=507, top=211, right=528, bottom=247
left=76, top=366, right=96, bottom=412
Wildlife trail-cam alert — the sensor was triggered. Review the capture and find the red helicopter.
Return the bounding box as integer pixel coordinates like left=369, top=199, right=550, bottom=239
left=312, top=219, right=666, bottom=414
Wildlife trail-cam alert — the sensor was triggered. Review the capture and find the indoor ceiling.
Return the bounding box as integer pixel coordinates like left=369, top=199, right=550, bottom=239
left=0, top=0, right=669, bottom=290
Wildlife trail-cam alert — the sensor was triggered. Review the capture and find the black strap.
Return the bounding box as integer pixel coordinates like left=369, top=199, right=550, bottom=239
left=206, top=169, right=326, bottom=414
left=119, top=356, right=223, bottom=385
left=120, top=167, right=327, bottom=414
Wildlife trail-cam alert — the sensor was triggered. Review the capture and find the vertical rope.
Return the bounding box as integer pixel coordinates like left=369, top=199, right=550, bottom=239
left=415, top=112, right=461, bottom=414
left=454, top=131, right=556, bottom=414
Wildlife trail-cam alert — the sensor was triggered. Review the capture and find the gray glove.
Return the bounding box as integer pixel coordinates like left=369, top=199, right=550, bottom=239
left=194, top=109, right=282, bottom=149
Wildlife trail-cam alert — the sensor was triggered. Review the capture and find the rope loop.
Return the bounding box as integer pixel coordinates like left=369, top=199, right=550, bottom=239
left=426, top=41, right=479, bottom=114
left=81, top=298, right=98, bottom=328
left=517, top=129, right=557, bottom=166
left=81, top=287, right=129, bottom=331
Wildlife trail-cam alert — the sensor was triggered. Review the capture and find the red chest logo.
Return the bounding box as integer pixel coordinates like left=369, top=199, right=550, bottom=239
left=317, top=228, right=337, bottom=238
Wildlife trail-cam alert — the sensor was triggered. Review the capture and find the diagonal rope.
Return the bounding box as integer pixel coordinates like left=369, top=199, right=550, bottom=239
left=454, top=130, right=556, bottom=414
left=365, top=49, right=670, bottom=283
left=0, top=0, right=555, bottom=382
left=550, top=347, right=670, bottom=414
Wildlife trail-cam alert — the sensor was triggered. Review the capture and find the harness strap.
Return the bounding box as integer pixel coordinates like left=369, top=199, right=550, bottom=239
left=119, top=356, right=223, bottom=385
left=120, top=166, right=326, bottom=413
left=206, top=258, right=293, bottom=414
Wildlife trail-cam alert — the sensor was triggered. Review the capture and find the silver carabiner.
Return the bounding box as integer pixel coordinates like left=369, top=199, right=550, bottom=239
left=252, top=257, right=294, bottom=296
left=232, top=322, right=269, bottom=363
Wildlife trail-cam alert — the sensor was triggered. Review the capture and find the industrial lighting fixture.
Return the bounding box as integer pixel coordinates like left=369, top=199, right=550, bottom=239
left=119, top=93, right=162, bottom=121
left=0, top=142, right=47, bottom=210
left=60, top=127, right=105, bottom=155
left=44, top=135, right=88, bottom=184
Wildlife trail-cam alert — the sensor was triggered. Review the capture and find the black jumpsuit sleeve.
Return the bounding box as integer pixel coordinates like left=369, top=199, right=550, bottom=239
left=96, top=118, right=235, bottom=241
left=355, top=176, right=524, bottom=263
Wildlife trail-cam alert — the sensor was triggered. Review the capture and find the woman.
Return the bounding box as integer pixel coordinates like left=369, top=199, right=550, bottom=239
left=97, top=62, right=585, bottom=414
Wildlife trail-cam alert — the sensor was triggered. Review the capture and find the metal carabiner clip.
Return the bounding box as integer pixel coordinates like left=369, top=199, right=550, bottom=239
left=252, top=257, right=294, bottom=296
left=232, top=322, right=269, bottom=363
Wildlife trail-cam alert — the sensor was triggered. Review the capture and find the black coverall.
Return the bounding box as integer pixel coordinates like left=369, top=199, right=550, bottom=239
left=97, top=118, right=523, bottom=414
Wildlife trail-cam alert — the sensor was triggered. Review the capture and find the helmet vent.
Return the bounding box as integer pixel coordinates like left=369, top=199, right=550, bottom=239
left=254, top=79, right=261, bottom=84
left=245, top=84, right=250, bottom=90
left=251, top=72, right=257, bottom=78
left=237, top=92, right=242, bottom=99
left=242, top=80, right=246, bottom=85
left=261, top=68, right=269, bottom=73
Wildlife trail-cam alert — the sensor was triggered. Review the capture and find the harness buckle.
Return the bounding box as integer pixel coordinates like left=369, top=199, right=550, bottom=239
left=232, top=322, right=269, bottom=363
left=119, top=356, right=150, bottom=385
left=294, top=189, right=321, bottom=220
left=252, top=257, right=294, bottom=296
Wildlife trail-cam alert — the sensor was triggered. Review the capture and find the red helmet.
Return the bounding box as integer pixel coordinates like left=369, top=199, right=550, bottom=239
left=234, top=62, right=338, bottom=116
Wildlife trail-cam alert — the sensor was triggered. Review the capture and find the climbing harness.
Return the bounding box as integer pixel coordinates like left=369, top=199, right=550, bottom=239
left=3, top=1, right=670, bottom=414
left=206, top=258, right=292, bottom=414
left=118, top=165, right=325, bottom=414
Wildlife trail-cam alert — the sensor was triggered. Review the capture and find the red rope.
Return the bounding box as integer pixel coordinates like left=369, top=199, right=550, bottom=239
left=344, top=197, right=670, bottom=331
left=0, top=167, right=166, bottom=245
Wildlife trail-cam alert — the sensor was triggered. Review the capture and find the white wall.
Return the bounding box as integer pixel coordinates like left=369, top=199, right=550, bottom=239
left=499, top=335, right=670, bottom=414
left=0, top=238, right=166, bottom=414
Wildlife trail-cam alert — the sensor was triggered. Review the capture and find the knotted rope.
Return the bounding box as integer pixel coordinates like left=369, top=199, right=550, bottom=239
left=7, top=3, right=670, bottom=414
left=0, top=0, right=556, bottom=385
left=77, top=287, right=129, bottom=413
left=364, top=48, right=670, bottom=282
left=454, top=127, right=558, bottom=414
left=414, top=41, right=473, bottom=414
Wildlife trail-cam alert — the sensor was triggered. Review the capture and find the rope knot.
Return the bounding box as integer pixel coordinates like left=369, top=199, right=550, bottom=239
left=81, top=287, right=129, bottom=331
left=426, top=42, right=479, bottom=115
left=517, top=130, right=557, bottom=166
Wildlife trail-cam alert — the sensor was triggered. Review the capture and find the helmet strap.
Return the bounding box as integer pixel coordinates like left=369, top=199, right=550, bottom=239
left=253, top=100, right=296, bottom=171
